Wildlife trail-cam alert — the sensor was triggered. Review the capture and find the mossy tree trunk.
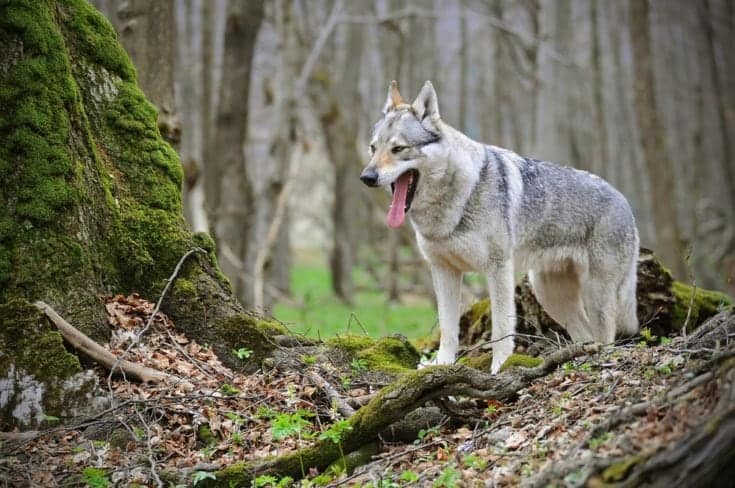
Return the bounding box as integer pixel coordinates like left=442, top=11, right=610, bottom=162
left=0, top=0, right=274, bottom=429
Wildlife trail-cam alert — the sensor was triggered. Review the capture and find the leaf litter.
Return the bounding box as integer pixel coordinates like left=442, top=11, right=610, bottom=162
left=0, top=294, right=730, bottom=487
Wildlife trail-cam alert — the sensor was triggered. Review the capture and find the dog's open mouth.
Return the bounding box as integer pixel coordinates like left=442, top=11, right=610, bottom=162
left=387, top=169, right=419, bottom=228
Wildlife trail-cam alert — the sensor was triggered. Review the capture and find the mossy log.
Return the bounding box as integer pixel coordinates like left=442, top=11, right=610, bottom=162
left=460, top=248, right=732, bottom=348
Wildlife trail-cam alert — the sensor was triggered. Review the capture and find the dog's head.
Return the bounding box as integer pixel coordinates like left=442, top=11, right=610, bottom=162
left=361, top=81, right=442, bottom=228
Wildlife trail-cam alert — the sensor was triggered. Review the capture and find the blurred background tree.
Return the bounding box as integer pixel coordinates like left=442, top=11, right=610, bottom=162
left=92, top=0, right=735, bottom=337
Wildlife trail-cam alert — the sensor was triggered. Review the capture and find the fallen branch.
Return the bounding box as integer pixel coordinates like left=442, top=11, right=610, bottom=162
left=34, top=301, right=175, bottom=384
left=306, top=370, right=356, bottom=418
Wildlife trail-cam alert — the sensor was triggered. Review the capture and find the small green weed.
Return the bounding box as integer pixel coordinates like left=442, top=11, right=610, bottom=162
left=82, top=467, right=109, bottom=488
left=433, top=464, right=461, bottom=487
left=232, top=347, right=253, bottom=360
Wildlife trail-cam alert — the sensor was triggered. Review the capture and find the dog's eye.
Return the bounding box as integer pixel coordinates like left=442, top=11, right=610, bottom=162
left=391, top=145, right=408, bottom=154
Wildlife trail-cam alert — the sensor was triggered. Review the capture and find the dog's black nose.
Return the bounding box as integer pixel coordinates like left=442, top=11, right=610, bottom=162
left=360, top=168, right=379, bottom=187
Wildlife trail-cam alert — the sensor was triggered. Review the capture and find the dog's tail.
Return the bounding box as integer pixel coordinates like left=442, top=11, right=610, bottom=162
left=616, top=249, right=639, bottom=337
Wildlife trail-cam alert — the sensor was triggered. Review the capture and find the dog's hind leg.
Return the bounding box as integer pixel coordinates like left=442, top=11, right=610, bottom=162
left=528, top=263, right=594, bottom=342
left=580, top=272, right=618, bottom=344
left=615, top=256, right=639, bottom=337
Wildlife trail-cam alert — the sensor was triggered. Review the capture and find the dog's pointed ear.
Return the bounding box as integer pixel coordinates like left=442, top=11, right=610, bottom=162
left=382, top=80, right=403, bottom=114
left=412, top=81, right=440, bottom=121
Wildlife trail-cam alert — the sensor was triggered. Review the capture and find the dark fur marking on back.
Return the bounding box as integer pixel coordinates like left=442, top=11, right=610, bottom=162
left=452, top=150, right=491, bottom=234
left=488, top=147, right=510, bottom=234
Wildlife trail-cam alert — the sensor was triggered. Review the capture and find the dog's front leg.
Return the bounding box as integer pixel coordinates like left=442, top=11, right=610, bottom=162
left=430, top=264, right=462, bottom=365
left=489, top=260, right=516, bottom=373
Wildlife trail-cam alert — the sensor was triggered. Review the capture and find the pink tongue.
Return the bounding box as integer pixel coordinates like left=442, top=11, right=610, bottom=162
left=387, top=172, right=411, bottom=228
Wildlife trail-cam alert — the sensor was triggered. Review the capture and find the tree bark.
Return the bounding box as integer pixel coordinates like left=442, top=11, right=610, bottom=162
left=116, top=0, right=181, bottom=148
left=629, top=0, right=686, bottom=279
left=309, top=4, right=365, bottom=304
left=0, top=0, right=280, bottom=428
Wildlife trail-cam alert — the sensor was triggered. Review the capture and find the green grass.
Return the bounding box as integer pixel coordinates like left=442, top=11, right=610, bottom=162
left=273, top=263, right=436, bottom=340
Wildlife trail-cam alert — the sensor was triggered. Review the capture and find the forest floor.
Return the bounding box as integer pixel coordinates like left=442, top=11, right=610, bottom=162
left=0, top=295, right=730, bottom=487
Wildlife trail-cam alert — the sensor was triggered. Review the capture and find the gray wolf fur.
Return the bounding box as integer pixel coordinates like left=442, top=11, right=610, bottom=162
left=360, top=81, right=639, bottom=373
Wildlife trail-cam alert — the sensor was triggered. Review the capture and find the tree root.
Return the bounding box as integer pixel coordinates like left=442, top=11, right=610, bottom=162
left=35, top=301, right=176, bottom=384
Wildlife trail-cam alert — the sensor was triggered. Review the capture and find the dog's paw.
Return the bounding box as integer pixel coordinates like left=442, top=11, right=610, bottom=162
left=418, top=349, right=456, bottom=369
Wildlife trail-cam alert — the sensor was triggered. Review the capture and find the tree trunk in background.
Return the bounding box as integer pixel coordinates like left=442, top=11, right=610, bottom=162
left=311, top=6, right=365, bottom=304
left=700, top=0, right=735, bottom=292
left=245, top=0, right=296, bottom=309
left=116, top=0, right=181, bottom=148
left=197, top=0, right=215, bottom=232
left=629, top=0, right=686, bottom=279
left=212, top=0, right=264, bottom=306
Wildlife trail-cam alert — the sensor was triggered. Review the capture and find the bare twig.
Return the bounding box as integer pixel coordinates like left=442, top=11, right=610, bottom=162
left=306, top=370, right=356, bottom=418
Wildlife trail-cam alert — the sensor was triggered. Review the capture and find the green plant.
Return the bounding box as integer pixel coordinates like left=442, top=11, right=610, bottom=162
left=255, top=406, right=276, bottom=419
left=340, top=376, right=352, bottom=390
left=588, top=431, right=612, bottom=450
left=232, top=347, right=253, bottom=360
left=191, top=470, right=216, bottom=484
left=271, top=410, right=314, bottom=441
left=301, top=354, right=317, bottom=366
left=225, top=412, right=245, bottom=425
left=230, top=431, right=243, bottom=446
left=220, top=384, right=241, bottom=396
left=485, top=404, right=498, bottom=415
left=660, top=336, right=672, bottom=346
left=319, top=420, right=353, bottom=469
left=350, top=357, right=368, bottom=373
left=640, top=327, right=658, bottom=344
left=415, top=425, right=441, bottom=444
left=400, top=470, right=420, bottom=482
left=462, top=453, right=488, bottom=470
left=82, top=467, right=109, bottom=488
left=656, top=362, right=673, bottom=376
left=433, top=464, right=460, bottom=487
left=551, top=403, right=564, bottom=416
left=253, top=474, right=294, bottom=487
left=200, top=444, right=216, bottom=459
left=309, top=472, right=334, bottom=486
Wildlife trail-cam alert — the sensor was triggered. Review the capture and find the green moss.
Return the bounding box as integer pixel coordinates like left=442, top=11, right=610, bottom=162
left=192, top=231, right=230, bottom=287
left=173, top=278, right=197, bottom=298
left=216, top=315, right=288, bottom=372
left=327, top=335, right=374, bottom=353
left=359, top=336, right=420, bottom=372
left=466, top=299, right=490, bottom=326
left=459, top=353, right=493, bottom=371
left=601, top=455, right=643, bottom=482
left=328, top=335, right=420, bottom=373
left=196, top=462, right=252, bottom=487
left=671, top=281, right=732, bottom=332
left=499, top=354, right=543, bottom=372
left=0, top=0, right=84, bottom=293
left=0, top=299, right=89, bottom=429
left=59, top=0, right=135, bottom=81
left=197, top=424, right=216, bottom=446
